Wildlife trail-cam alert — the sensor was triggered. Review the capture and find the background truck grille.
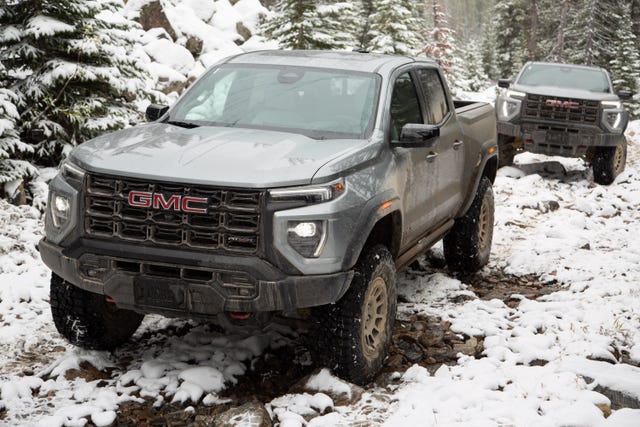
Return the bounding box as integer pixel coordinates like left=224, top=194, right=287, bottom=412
left=523, top=94, right=600, bottom=124
left=84, top=174, right=263, bottom=254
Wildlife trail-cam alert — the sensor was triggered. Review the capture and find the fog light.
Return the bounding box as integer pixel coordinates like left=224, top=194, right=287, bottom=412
left=51, top=193, right=70, bottom=228
left=287, top=220, right=327, bottom=258
left=606, top=112, right=621, bottom=129
left=293, top=222, right=317, bottom=238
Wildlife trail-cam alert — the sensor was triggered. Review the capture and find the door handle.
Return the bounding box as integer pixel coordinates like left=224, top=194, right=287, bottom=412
left=453, top=140, right=464, bottom=150
left=426, top=152, right=438, bottom=162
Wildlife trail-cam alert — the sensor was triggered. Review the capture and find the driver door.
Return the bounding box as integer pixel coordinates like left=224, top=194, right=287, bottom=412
left=390, top=71, right=438, bottom=247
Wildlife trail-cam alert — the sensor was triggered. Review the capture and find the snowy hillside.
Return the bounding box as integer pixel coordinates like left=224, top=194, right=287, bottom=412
left=0, top=125, right=639, bottom=425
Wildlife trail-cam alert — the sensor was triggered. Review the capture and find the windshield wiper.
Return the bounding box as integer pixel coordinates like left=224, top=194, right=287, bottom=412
left=166, top=120, right=200, bottom=129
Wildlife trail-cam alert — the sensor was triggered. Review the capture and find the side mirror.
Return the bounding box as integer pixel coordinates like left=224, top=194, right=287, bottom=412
left=618, top=90, right=633, bottom=100
left=396, top=123, right=439, bottom=147
left=146, top=104, right=169, bottom=122
left=497, top=79, right=511, bottom=89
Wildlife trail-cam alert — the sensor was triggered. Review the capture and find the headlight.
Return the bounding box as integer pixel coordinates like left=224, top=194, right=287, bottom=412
left=600, top=101, right=625, bottom=132
left=60, top=159, right=85, bottom=187
left=506, top=90, right=525, bottom=99
left=497, top=90, right=524, bottom=122
left=287, top=220, right=327, bottom=258
left=269, top=179, right=345, bottom=207
left=50, top=192, right=71, bottom=228
left=601, top=100, right=622, bottom=109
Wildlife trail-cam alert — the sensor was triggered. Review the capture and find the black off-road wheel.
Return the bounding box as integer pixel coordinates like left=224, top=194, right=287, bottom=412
left=444, top=177, right=494, bottom=272
left=498, top=134, right=516, bottom=168
left=308, top=245, right=397, bottom=385
left=50, top=273, right=144, bottom=350
left=592, top=140, right=627, bottom=185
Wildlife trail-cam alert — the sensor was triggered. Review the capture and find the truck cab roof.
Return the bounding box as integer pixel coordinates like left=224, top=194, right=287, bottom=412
left=225, top=50, right=438, bottom=74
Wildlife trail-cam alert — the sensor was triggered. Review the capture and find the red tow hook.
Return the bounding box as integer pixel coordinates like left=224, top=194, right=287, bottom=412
left=105, top=296, right=117, bottom=303
left=228, top=311, right=251, bottom=320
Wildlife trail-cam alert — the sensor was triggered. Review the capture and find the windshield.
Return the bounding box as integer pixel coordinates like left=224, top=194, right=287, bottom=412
left=516, top=63, right=611, bottom=93
left=170, top=64, right=380, bottom=139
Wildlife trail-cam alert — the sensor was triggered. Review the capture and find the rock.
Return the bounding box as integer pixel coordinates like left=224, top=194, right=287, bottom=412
left=547, top=200, right=560, bottom=211
left=139, top=1, right=177, bottom=41
left=162, top=75, right=196, bottom=95
left=596, top=403, right=612, bottom=418
left=418, top=328, right=444, bottom=348
left=185, top=36, right=203, bottom=58
left=64, top=361, right=111, bottom=382
left=452, top=337, right=479, bottom=356
left=581, top=243, right=591, bottom=250
left=236, top=21, right=252, bottom=41
left=289, top=369, right=364, bottom=406
left=202, top=402, right=271, bottom=427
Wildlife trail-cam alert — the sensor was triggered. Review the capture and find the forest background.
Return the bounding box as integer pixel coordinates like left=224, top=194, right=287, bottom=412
left=1, top=0, right=639, bottom=201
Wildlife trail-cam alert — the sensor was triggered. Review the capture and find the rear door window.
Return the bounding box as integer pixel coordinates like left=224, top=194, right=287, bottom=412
left=417, top=69, right=450, bottom=124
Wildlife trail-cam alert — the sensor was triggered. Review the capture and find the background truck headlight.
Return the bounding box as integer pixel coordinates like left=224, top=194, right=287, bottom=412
left=287, top=220, right=327, bottom=258
left=497, top=90, right=524, bottom=122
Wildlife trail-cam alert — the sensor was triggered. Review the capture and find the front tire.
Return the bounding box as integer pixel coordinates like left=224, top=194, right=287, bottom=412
left=308, top=245, right=396, bottom=385
left=592, top=140, right=627, bottom=185
left=444, top=177, right=494, bottom=272
left=50, top=274, right=144, bottom=350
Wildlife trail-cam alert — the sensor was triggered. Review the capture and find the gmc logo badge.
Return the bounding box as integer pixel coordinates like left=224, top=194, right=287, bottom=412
left=545, top=99, right=579, bottom=109
left=128, top=191, right=208, bottom=213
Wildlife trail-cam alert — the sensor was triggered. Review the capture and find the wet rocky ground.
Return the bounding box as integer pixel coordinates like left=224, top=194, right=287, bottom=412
left=103, top=265, right=561, bottom=426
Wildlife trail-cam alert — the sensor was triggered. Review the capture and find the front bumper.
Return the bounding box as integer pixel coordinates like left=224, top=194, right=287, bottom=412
left=498, top=121, right=626, bottom=157
left=39, top=238, right=353, bottom=318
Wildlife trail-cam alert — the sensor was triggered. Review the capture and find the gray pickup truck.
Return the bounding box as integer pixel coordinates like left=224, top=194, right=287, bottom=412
left=40, top=50, right=498, bottom=384
left=496, top=61, right=632, bottom=184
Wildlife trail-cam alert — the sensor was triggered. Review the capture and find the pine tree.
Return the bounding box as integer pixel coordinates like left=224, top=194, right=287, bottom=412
left=458, top=39, right=490, bottom=92
left=566, top=0, right=621, bottom=67
left=608, top=6, right=640, bottom=119
left=0, top=87, right=36, bottom=186
left=418, top=1, right=460, bottom=79
left=261, top=0, right=354, bottom=50
left=492, top=0, right=527, bottom=78
left=0, top=0, right=158, bottom=166
left=367, top=0, right=422, bottom=55
left=480, top=20, right=499, bottom=80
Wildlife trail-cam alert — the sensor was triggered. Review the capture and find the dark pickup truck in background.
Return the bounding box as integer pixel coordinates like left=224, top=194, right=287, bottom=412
left=496, top=61, right=632, bottom=184
left=40, top=50, right=498, bottom=384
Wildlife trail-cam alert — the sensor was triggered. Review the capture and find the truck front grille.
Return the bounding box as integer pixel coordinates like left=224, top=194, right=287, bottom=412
left=523, top=94, right=600, bottom=125
left=84, top=174, right=263, bottom=254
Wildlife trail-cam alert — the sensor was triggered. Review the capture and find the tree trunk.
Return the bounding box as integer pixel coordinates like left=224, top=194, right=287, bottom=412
left=555, top=0, right=569, bottom=61
left=528, top=0, right=538, bottom=60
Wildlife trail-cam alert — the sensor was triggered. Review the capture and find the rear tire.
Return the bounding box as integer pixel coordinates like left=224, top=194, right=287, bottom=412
left=444, top=177, right=494, bottom=272
left=50, top=274, right=144, bottom=350
left=592, top=140, right=627, bottom=185
left=308, top=245, right=396, bottom=385
left=498, top=135, right=515, bottom=168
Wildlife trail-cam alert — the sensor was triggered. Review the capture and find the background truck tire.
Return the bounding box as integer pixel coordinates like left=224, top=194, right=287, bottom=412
left=498, top=135, right=515, bottom=168
left=592, top=140, right=627, bottom=185
left=444, top=177, right=494, bottom=272
left=308, top=244, right=396, bottom=385
left=50, top=273, right=144, bottom=350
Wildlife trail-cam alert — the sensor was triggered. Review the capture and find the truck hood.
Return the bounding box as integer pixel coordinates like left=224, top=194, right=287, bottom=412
left=510, top=84, right=619, bottom=101
left=71, top=124, right=368, bottom=188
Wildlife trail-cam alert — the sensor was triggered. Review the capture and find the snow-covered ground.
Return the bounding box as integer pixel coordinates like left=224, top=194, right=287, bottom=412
left=0, top=124, right=639, bottom=425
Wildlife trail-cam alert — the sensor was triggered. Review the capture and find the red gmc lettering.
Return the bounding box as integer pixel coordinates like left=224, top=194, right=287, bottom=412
left=153, top=194, right=180, bottom=210
left=181, top=196, right=208, bottom=213
left=127, top=191, right=207, bottom=213
left=545, top=100, right=579, bottom=109
left=128, top=191, right=152, bottom=207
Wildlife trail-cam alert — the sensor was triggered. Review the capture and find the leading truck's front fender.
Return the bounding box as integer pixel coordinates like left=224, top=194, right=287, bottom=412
left=340, top=189, right=402, bottom=271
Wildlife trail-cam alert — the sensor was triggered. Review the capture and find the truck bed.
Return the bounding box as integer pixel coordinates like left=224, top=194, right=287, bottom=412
left=454, top=100, right=496, bottom=148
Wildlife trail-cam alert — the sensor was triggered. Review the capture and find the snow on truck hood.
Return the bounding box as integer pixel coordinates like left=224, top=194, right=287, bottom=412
left=70, top=123, right=366, bottom=188
left=510, top=84, right=620, bottom=101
